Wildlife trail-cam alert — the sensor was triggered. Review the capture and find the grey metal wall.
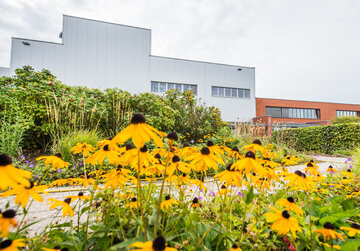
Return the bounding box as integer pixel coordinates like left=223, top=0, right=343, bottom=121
left=6, top=15, right=255, bottom=121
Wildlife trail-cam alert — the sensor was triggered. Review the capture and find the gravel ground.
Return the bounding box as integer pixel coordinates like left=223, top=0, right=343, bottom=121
left=0, top=155, right=352, bottom=235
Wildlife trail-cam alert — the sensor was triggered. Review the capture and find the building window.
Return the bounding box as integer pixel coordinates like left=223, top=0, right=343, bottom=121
left=336, top=110, right=359, bottom=118
left=266, top=106, right=320, bottom=119
left=211, top=86, right=250, bottom=99
left=151, top=81, right=197, bottom=95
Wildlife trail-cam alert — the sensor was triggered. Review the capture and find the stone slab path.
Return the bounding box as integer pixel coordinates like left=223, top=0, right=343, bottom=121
left=0, top=155, right=352, bottom=236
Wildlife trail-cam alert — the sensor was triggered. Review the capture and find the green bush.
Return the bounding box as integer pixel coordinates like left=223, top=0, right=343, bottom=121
left=0, top=66, right=227, bottom=151
left=272, top=123, right=360, bottom=154
left=51, top=129, right=102, bottom=163
left=332, top=116, right=360, bottom=124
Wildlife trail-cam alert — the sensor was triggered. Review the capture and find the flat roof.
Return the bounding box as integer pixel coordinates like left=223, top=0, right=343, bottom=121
left=151, top=55, right=255, bottom=69
left=256, top=97, right=360, bottom=106
left=12, top=37, right=63, bottom=45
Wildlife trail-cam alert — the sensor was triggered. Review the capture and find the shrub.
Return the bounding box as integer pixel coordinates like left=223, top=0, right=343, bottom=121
left=332, top=116, right=360, bottom=124
left=272, top=123, right=360, bottom=154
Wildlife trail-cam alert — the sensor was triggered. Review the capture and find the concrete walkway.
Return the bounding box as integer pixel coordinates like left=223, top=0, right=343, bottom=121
left=0, top=155, right=352, bottom=236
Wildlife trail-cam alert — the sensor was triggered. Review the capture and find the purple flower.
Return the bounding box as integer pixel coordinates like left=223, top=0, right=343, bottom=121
left=35, top=174, right=38, bottom=178
left=25, top=160, right=30, bottom=164
left=79, top=162, right=82, bottom=166
left=199, top=196, right=203, bottom=200
left=238, top=192, right=245, bottom=197
left=349, top=165, right=353, bottom=169
left=29, top=164, right=35, bottom=168
left=330, top=185, right=334, bottom=188
left=348, top=158, right=352, bottom=161
left=57, top=169, right=62, bottom=173
left=209, top=191, right=216, bottom=197
left=21, top=155, right=25, bottom=159
left=74, top=164, right=77, bottom=169
left=191, top=140, right=194, bottom=144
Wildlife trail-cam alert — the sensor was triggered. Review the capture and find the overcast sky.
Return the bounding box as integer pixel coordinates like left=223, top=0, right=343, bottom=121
left=1, top=0, right=360, bottom=104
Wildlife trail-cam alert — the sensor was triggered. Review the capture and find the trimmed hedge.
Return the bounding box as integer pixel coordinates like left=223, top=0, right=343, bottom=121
left=272, top=123, right=360, bottom=154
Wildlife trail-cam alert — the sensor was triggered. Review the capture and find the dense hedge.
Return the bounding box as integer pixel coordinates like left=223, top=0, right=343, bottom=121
left=272, top=123, right=360, bottom=153
left=0, top=66, right=227, bottom=151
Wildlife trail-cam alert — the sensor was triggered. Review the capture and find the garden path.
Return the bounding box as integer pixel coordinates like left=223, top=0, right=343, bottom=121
left=0, top=155, right=351, bottom=236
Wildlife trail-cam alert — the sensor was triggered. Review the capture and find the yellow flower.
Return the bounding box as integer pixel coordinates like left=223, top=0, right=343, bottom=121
left=70, top=142, right=95, bottom=157
left=216, top=185, right=230, bottom=197
left=102, top=168, right=129, bottom=189
left=47, top=198, right=74, bottom=218
left=160, top=195, right=178, bottom=210
left=186, top=147, right=221, bottom=173
left=112, top=113, right=166, bottom=149
left=275, top=197, right=303, bottom=216
left=66, top=192, right=89, bottom=203
left=36, top=153, right=69, bottom=170
left=214, top=164, right=242, bottom=187
left=264, top=209, right=301, bottom=236
left=315, top=222, right=344, bottom=241
left=167, top=155, right=190, bottom=175
left=319, top=242, right=341, bottom=250
left=0, top=210, right=17, bottom=237
left=229, top=244, right=242, bottom=251
left=282, top=170, right=315, bottom=191
left=228, top=146, right=242, bottom=160
left=85, top=144, right=119, bottom=165
left=340, top=223, right=360, bottom=237
left=233, top=151, right=268, bottom=177
left=304, top=162, right=321, bottom=176
left=49, top=178, right=74, bottom=187
left=1, top=181, right=48, bottom=208
left=242, top=139, right=269, bottom=157
left=327, top=165, right=338, bottom=174
left=129, top=236, right=177, bottom=250
left=179, top=143, right=197, bottom=158
left=0, top=154, right=31, bottom=190
left=190, top=197, right=202, bottom=208
left=0, top=239, right=26, bottom=251
left=125, top=197, right=139, bottom=209
left=341, top=169, right=355, bottom=178
left=281, top=156, right=297, bottom=166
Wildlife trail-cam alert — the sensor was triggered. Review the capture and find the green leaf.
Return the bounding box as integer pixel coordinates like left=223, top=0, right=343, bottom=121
left=319, top=216, right=339, bottom=225
left=341, top=199, right=355, bottom=211
left=245, top=186, right=254, bottom=204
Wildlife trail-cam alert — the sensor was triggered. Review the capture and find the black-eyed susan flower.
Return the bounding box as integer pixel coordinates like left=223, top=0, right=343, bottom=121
left=242, top=139, right=269, bottom=157
left=0, top=210, right=17, bottom=237
left=129, top=236, right=177, bottom=250
left=191, top=197, right=202, bottom=208
left=130, top=145, right=157, bottom=169
left=47, top=198, right=74, bottom=218
left=318, top=242, right=341, bottom=250
left=281, top=156, right=297, bottom=166
left=228, top=146, right=242, bottom=160
left=340, top=223, right=360, bottom=237
left=214, top=164, right=242, bottom=187
left=186, top=147, right=222, bottom=173
left=0, top=154, right=31, bottom=190
left=1, top=181, right=48, bottom=208
left=167, top=155, right=190, bottom=175
left=49, top=178, right=74, bottom=187
left=207, top=141, right=225, bottom=160
left=216, top=185, right=230, bottom=197
left=232, top=151, right=268, bottom=177
left=282, top=170, right=315, bottom=191
left=167, top=131, right=178, bottom=145
left=0, top=239, right=26, bottom=251
left=179, top=143, right=197, bottom=158
left=36, top=153, right=69, bottom=170
left=327, top=165, right=338, bottom=174
left=160, top=195, right=178, bottom=210
left=66, top=192, right=89, bottom=203
left=304, top=162, right=321, bottom=176
left=125, top=197, right=139, bottom=209
left=341, top=169, right=355, bottom=179
left=229, top=244, right=242, bottom=251
left=112, top=113, right=166, bottom=149
left=275, top=197, right=303, bottom=216
left=70, top=142, right=95, bottom=157
left=85, top=144, right=119, bottom=165
left=314, top=222, right=344, bottom=241
left=264, top=209, right=301, bottom=236
left=102, top=169, right=129, bottom=189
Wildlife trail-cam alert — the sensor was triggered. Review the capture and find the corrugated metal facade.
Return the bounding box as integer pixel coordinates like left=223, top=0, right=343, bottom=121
left=4, top=15, right=255, bottom=121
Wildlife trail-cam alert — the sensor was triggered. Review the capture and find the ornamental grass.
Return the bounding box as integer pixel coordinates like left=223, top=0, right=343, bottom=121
left=0, top=113, right=359, bottom=250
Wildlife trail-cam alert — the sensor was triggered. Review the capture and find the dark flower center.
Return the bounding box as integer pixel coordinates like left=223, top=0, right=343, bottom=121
left=152, top=236, right=166, bottom=251
left=167, top=132, right=178, bottom=141
left=172, top=155, right=180, bottom=163
left=131, top=113, right=146, bottom=124
left=192, top=197, right=199, bottom=204
left=0, top=154, right=12, bottom=166
left=226, top=164, right=233, bottom=171
left=2, top=209, right=16, bottom=218
left=221, top=185, right=226, bottom=189
left=295, top=170, right=306, bottom=178
left=131, top=197, right=137, bottom=202
left=182, top=173, right=187, bottom=177
left=252, top=139, right=262, bottom=146
left=78, top=192, right=84, bottom=197
left=282, top=210, right=290, bottom=219
left=324, top=222, right=335, bottom=229
left=287, top=156, right=290, bottom=159
left=287, top=197, right=295, bottom=203
left=117, top=165, right=123, bottom=171
left=61, top=248, right=69, bottom=251
left=328, top=165, right=333, bottom=169
left=126, top=143, right=135, bottom=150
left=165, top=195, right=170, bottom=200
left=245, top=151, right=255, bottom=159
left=55, top=153, right=62, bottom=158
left=103, top=145, right=109, bottom=151
left=310, top=160, right=314, bottom=163
left=201, top=147, right=210, bottom=155
left=307, top=162, right=313, bottom=167
left=347, top=169, right=352, bottom=172
left=351, top=223, right=360, bottom=230
left=64, top=198, right=71, bottom=204
left=207, top=141, right=215, bottom=147
left=154, top=153, right=161, bottom=159
left=232, top=146, right=239, bottom=153
left=0, top=240, right=12, bottom=248
left=140, top=145, right=148, bottom=153
left=232, top=244, right=239, bottom=248
left=26, top=181, right=35, bottom=189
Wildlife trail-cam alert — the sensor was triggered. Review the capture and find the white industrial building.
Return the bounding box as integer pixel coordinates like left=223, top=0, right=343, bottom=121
left=0, top=15, right=255, bottom=121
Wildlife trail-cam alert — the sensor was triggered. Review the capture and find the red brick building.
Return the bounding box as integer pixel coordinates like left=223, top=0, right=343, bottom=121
left=254, top=98, right=360, bottom=134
